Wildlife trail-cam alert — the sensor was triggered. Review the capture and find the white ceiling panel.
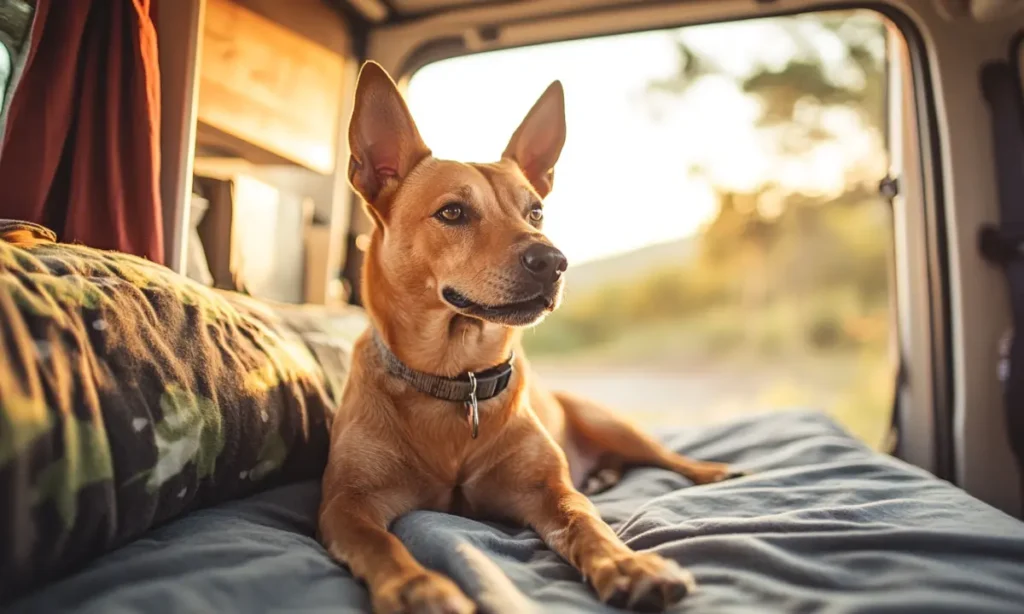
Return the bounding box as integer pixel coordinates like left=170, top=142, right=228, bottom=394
left=386, top=0, right=507, bottom=16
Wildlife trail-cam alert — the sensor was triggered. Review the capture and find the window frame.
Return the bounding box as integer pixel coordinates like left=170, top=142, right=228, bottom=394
left=0, top=37, right=10, bottom=105
left=356, top=1, right=963, bottom=496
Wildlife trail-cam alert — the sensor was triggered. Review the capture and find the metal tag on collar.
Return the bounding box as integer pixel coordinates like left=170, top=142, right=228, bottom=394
left=465, top=371, right=480, bottom=439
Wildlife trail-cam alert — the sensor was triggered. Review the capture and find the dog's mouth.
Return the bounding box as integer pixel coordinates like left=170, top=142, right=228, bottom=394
left=442, top=287, right=556, bottom=326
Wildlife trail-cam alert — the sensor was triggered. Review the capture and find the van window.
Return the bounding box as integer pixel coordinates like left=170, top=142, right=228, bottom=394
left=405, top=10, right=893, bottom=448
left=0, top=0, right=36, bottom=135
left=0, top=42, right=9, bottom=104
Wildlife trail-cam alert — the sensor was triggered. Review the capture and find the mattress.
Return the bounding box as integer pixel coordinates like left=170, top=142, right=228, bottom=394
left=9, top=410, right=1024, bottom=613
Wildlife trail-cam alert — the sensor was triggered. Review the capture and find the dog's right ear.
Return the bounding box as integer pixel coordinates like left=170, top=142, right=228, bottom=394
left=348, top=61, right=431, bottom=216
left=503, top=81, right=566, bottom=199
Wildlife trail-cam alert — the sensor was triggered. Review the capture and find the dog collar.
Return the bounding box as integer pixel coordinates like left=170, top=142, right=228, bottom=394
left=372, top=331, right=515, bottom=439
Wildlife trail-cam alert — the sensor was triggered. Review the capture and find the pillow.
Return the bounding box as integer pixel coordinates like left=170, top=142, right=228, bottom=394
left=0, top=220, right=366, bottom=603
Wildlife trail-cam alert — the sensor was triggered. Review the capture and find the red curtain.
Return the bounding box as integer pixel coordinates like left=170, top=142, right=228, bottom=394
left=0, top=0, right=164, bottom=263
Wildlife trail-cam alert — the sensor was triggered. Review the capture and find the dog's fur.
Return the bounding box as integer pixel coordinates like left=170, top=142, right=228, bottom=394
left=318, top=62, right=739, bottom=614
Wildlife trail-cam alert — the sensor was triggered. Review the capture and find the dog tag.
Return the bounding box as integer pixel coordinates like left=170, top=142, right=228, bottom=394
left=465, top=372, right=480, bottom=439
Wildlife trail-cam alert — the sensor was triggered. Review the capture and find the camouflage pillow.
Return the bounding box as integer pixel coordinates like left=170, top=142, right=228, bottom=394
left=0, top=220, right=366, bottom=603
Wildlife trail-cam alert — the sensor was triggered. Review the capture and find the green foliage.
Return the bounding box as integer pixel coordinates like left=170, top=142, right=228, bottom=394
left=525, top=11, right=894, bottom=445
left=649, top=11, right=886, bottom=145
left=527, top=187, right=891, bottom=361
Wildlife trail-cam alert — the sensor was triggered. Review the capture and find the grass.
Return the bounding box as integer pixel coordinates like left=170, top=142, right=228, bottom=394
left=525, top=303, right=893, bottom=450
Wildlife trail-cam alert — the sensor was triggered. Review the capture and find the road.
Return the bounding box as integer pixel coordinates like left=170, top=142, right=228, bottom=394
left=530, top=362, right=835, bottom=430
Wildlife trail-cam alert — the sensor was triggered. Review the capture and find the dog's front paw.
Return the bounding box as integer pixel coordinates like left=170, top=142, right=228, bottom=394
left=588, top=552, right=696, bottom=612
left=374, top=571, right=476, bottom=614
left=710, top=465, right=747, bottom=483
left=689, top=462, right=746, bottom=485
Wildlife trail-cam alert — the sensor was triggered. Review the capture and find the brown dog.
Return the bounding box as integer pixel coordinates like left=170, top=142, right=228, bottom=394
left=318, top=61, right=740, bottom=614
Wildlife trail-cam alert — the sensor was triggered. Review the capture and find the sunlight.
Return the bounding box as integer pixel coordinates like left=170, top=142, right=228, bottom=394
left=406, top=11, right=893, bottom=447
left=406, top=20, right=872, bottom=266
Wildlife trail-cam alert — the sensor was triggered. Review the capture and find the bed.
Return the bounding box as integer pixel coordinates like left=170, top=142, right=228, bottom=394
left=3, top=222, right=1024, bottom=613
left=7, top=410, right=1024, bottom=614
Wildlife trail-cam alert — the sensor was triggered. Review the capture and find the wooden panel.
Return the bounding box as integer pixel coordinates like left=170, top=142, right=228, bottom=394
left=304, top=225, right=332, bottom=304
left=194, top=177, right=240, bottom=291
left=197, top=0, right=344, bottom=174
left=193, top=155, right=257, bottom=181
left=195, top=171, right=308, bottom=303
left=227, top=0, right=355, bottom=55
left=158, top=0, right=205, bottom=273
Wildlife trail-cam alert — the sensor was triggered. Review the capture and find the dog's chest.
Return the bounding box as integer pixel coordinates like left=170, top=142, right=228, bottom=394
left=423, top=483, right=477, bottom=517
left=415, top=473, right=485, bottom=519
left=413, top=452, right=504, bottom=520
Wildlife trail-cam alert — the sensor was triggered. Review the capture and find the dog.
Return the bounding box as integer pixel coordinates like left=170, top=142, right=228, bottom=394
left=318, top=61, right=741, bottom=614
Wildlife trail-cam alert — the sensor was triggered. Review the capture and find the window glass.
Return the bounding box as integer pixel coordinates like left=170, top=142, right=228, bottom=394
left=406, top=10, right=893, bottom=448
left=0, top=0, right=36, bottom=136
left=0, top=42, right=9, bottom=104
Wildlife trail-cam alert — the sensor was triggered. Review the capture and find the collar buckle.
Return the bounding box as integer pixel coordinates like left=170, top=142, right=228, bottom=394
left=465, top=372, right=480, bottom=439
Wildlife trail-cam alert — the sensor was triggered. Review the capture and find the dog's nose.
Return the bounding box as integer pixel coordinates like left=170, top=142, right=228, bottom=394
left=521, top=243, right=568, bottom=283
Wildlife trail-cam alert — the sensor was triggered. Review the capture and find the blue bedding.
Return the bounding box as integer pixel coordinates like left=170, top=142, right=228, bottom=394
left=9, top=411, right=1024, bottom=613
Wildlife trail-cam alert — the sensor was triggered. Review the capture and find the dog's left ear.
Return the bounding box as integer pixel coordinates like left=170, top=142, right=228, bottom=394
left=348, top=61, right=432, bottom=215
left=502, top=81, right=566, bottom=198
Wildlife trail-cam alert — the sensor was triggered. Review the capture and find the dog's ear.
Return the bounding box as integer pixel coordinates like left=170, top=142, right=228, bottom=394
left=348, top=61, right=431, bottom=215
left=502, top=81, right=566, bottom=198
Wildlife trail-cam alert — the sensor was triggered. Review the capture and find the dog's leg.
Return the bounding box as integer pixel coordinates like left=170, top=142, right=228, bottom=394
left=581, top=459, right=625, bottom=496
left=319, top=495, right=475, bottom=614
left=539, top=485, right=696, bottom=611
left=555, top=390, right=744, bottom=485
left=482, top=452, right=695, bottom=611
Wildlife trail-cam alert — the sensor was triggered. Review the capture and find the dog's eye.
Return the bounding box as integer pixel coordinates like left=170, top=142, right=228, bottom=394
left=435, top=203, right=467, bottom=224
left=529, top=205, right=544, bottom=223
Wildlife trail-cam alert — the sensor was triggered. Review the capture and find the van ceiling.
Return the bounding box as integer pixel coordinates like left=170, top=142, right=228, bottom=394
left=334, top=0, right=512, bottom=24
left=389, top=0, right=497, bottom=16
left=335, top=0, right=1024, bottom=26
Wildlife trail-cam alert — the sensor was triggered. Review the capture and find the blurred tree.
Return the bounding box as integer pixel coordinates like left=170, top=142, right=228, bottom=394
left=525, top=11, right=892, bottom=361
left=523, top=12, right=893, bottom=446
left=650, top=12, right=886, bottom=149
left=645, top=10, right=889, bottom=305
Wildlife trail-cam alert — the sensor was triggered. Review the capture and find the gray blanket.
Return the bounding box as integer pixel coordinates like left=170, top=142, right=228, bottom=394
left=9, top=411, right=1024, bottom=613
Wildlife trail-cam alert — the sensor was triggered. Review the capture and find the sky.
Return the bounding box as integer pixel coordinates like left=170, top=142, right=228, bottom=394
left=405, top=15, right=883, bottom=265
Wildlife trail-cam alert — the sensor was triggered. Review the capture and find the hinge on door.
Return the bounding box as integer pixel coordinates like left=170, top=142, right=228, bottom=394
left=879, top=175, right=900, bottom=201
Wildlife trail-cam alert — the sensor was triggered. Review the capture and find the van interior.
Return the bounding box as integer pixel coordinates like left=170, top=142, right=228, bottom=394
left=3, top=0, right=1024, bottom=612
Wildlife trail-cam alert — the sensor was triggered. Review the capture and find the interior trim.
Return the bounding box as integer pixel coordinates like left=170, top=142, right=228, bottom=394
left=365, top=1, right=954, bottom=480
